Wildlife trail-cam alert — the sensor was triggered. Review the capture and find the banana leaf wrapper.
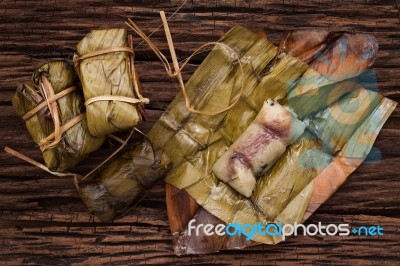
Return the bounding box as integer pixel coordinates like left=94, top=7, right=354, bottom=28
left=12, top=61, right=105, bottom=172
left=143, top=26, right=396, bottom=254
left=76, top=29, right=143, bottom=137
left=76, top=141, right=172, bottom=222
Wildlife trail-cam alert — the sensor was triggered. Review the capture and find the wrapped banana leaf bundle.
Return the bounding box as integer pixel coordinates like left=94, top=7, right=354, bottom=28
left=76, top=140, right=172, bottom=222
left=143, top=26, right=397, bottom=254
left=11, top=61, right=105, bottom=172
left=75, top=29, right=149, bottom=137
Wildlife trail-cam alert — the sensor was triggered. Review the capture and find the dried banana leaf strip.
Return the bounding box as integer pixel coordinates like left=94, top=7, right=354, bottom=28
left=12, top=61, right=105, bottom=171
left=76, top=29, right=142, bottom=136
left=77, top=141, right=172, bottom=222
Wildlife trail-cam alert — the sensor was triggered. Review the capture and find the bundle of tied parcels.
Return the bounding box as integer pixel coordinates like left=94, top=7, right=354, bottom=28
left=9, top=28, right=172, bottom=222
left=140, top=27, right=397, bottom=254
left=73, top=28, right=172, bottom=221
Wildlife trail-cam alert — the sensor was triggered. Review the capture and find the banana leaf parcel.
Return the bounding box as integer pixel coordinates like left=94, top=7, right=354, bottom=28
left=142, top=26, right=397, bottom=254
left=76, top=140, right=172, bottom=222
left=75, top=29, right=148, bottom=137
left=12, top=61, right=105, bottom=172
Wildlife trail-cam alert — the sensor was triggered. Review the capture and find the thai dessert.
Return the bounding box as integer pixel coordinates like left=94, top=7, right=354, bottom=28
left=212, top=99, right=305, bottom=197
left=76, top=141, right=172, bottom=222
left=75, top=29, right=148, bottom=137
left=11, top=61, right=105, bottom=171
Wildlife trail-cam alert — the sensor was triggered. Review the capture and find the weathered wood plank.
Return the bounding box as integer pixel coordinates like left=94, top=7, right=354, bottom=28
left=0, top=214, right=399, bottom=265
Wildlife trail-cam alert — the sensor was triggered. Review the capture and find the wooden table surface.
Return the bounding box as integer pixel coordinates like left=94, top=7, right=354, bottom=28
left=0, top=0, right=399, bottom=265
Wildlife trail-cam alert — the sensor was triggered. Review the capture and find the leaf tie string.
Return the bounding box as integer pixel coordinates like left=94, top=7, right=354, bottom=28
left=125, top=11, right=246, bottom=116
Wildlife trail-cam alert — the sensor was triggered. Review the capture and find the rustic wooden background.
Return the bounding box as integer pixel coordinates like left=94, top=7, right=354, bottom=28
left=0, top=0, right=399, bottom=265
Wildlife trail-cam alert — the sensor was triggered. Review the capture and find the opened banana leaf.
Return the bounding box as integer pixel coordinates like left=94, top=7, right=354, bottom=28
left=12, top=61, right=105, bottom=172
left=76, top=141, right=172, bottom=222
left=76, top=29, right=145, bottom=137
left=143, top=26, right=396, bottom=253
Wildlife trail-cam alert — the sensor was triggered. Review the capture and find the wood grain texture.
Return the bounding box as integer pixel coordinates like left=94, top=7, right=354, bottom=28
left=0, top=0, right=399, bottom=265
